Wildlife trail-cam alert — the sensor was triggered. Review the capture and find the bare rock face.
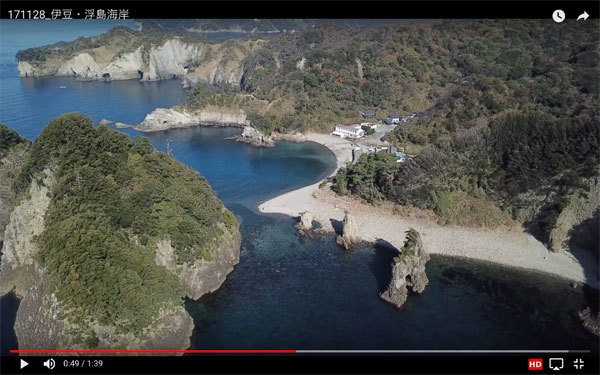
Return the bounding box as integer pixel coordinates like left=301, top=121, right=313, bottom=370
left=141, top=40, right=201, bottom=82
left=13, top=268, right=64, bottom=351
left=336, top=212, right=361, bottom=250
left=155, top=224, right=242, bottom=300
left=380, top=229, right=430, bottom=308
left=0, top=146, right=29, bottom=246
left=16, top=35, right=261, bottom=88
left=0, top=169, right=53, bottom=276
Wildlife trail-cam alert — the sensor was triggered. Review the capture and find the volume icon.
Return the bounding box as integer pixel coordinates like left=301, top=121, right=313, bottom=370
left=43, top=358, right=55, bottom=370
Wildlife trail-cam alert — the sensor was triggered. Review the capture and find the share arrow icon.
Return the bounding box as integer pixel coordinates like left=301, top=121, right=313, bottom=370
left=20, top=359, right=28, bottom=369
left=577, top=11, right=589, bottom=21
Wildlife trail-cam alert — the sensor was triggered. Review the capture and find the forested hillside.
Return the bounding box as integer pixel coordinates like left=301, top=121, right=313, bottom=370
left=182, top=19, right=600, bottom=251
left=181, top=19, right=598, bottom=136
left=327, top=20, right=599, bottom=251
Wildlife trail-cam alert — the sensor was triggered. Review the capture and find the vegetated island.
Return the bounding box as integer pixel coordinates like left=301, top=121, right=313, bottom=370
left=0, top=116, right=241, bottom=351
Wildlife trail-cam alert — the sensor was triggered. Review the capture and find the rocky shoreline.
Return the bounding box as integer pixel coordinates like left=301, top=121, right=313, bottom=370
left=294, top=210, right=430, bottom=307
left=109, top=107, right=308, bottom=149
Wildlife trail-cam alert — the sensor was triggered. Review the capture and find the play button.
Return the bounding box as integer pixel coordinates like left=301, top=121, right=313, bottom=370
left=20, top=359, right=28, bottom=369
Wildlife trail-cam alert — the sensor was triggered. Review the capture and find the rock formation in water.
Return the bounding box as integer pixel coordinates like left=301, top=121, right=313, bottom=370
left=335, top=212, right=361, bottom=249
left=380, top=229, right=430, bottom=308
left=231, top=126, right=275, bottom=148
left=0, top=116, right=241, bottom=351
left=294, top=211, right=315, bottom=237
left=578, top=307, right=600, bottom=337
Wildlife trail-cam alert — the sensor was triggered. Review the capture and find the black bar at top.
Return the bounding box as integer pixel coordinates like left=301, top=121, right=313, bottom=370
left=1, top=354, right=599, bottom=375
left=0, top=1, right=599, bottom=19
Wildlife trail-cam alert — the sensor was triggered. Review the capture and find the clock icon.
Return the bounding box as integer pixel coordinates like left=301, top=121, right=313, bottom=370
left=553, top=9, right=566, bottom=23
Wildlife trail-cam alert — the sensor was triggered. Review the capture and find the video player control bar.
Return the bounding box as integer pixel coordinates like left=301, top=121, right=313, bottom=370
left=2, top=353, right=599, bottom=374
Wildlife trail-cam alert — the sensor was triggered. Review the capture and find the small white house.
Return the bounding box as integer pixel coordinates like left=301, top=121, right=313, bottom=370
left=331, top=124, right=365, bottom=139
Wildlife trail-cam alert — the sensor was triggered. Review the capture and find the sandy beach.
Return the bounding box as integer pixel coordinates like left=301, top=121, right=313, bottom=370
left=303, top=133, right=356, bottom=173
left=259, top=134, right=599, bottom=286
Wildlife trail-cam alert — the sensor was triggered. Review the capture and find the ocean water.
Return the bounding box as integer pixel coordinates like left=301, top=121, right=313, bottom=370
left=0, top=21, right=598, bottom=355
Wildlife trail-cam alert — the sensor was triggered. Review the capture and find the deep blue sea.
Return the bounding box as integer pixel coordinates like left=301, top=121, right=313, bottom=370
left=0, top=20, right=597, bottom=354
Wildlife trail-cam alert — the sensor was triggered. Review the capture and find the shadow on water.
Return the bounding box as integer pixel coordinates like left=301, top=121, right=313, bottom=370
left=329, top=218, right=343, bottom=235
left=368, top=239, right=401, bottom=293
left=0, top=291, right=20, bottom=355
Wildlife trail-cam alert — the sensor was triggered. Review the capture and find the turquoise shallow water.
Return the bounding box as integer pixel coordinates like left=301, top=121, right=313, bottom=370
left=0, top=21, right=598, bottom=354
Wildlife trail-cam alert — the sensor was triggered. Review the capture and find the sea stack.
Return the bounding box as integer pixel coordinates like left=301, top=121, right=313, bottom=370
left=380, top=228, right=430, bottom=308
left=336, top=211, right=361, bottom=250
left=295, top=211, right=315, bottom=236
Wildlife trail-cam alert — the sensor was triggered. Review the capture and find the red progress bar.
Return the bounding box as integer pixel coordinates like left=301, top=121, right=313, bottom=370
left=10, top=350, right=296, bottom=353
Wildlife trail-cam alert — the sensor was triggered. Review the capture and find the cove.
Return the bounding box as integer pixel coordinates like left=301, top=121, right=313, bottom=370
left=0, top=22, right=597, bottom=355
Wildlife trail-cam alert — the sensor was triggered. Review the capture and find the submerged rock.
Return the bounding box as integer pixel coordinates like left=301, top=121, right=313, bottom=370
left=114, top=121, right=134, bottom=129
left=336, top=212, right=361, bottom=249
left=379, top=228, right=430, bottom=308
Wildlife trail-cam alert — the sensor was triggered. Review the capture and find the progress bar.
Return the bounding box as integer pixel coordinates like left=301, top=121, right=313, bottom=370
left=297, top=350, right=592, bottom=353
left=10, top=349, right=592, bottom=354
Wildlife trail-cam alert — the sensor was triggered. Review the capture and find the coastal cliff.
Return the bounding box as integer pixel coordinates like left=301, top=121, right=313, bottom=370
left=16, top=27, right=261, bottom=87
left=155, top=227, right=242, bottom=300
left=549, top=177, right=600, bottom=253
left=0, top=125, right=30, bottom=250
left=380, top=229, right=430, bottom=308
left=0, top=116, right=241, bottom=351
